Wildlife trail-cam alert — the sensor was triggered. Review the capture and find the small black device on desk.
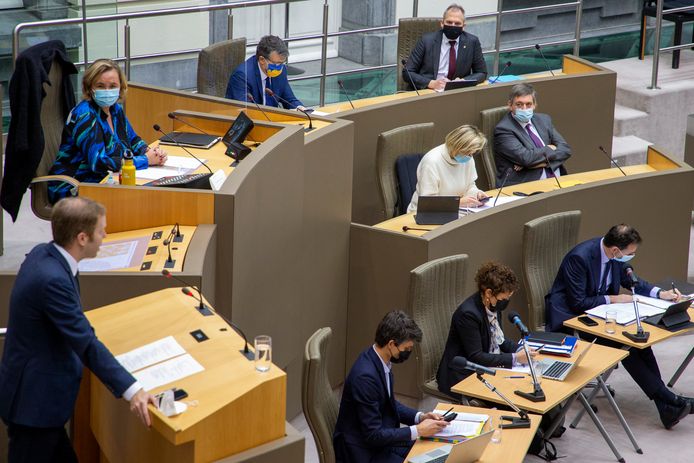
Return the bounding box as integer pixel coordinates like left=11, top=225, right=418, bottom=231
left=159, top=132, right=220, bottom=149
left=578, top=315, right=599, bottom=327
left=415, top=196, right=460, bottom=225
left=222, top=112, right=254, bottom=162
left=144, top=172, right=212, bottom=189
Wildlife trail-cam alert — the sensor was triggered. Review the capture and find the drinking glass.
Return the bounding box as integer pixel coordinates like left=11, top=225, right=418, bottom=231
left=254, top=335, right=272, bottom=372
left=605, top=310, right=617, bottom=334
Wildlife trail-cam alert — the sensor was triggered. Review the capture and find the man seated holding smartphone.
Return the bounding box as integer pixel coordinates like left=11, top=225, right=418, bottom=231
left=545, top=224, right=692, bottom=429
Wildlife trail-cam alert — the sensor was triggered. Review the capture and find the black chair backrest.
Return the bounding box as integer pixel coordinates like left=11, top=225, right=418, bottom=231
left=395, top=153, right=425, bottom=215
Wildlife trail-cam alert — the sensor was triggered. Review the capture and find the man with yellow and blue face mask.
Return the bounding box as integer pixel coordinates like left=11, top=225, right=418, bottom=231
left=493, top=83, right=572, bottom=186
left=225, top=35, right=306, bottom=111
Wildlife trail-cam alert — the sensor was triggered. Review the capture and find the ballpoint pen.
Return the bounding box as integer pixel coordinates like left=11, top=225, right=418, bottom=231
left=441, top=406, right=454, bottom=418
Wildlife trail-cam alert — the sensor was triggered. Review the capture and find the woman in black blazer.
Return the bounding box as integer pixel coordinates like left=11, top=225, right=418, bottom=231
left=437, top=261, right=534, bottom=398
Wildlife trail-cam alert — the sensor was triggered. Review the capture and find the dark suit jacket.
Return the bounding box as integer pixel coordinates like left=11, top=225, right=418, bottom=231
left=437, top=293, right=516, bottom=396
left=545, top=237, right=654, bottom=332
left=225, top=55, right=302, bottom=109
left=333, top=347, right=418, bottom=463
left=403, top=30, right=487, bottom=89
left=0, top=40, right=77, bottom=221
left=493, top=112, right=572, bottom=186
left=0, top=243, right=135, bottom=428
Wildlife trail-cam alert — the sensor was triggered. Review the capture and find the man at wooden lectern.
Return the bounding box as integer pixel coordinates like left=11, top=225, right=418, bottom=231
left=0, top=197, right=155, bottom=463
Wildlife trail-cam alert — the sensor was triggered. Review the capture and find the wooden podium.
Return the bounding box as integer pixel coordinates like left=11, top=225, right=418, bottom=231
left=76, top=288, right=286, bottom=462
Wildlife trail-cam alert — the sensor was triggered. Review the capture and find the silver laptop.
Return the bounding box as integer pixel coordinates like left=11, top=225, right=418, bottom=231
left=408, top=430, right=493, bottom=463
left=536, top=339, right=596, bottom=381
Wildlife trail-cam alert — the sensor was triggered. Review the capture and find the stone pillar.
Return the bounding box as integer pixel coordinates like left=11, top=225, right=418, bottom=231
left=338, top=0, right=396, bottom=66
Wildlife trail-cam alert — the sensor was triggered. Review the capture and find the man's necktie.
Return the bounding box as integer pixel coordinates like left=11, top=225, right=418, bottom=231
left=525, top=123, right=555, bottom=177
left=599, top=262, right=610, bottom=295
left=75, top=271, right=81, bottom=294
left=447, top=40, right=457, bottom=80
left=264, top=77, right=270, bottom=104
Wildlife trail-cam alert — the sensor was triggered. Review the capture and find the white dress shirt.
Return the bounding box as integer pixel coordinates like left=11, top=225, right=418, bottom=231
left=258, top=62, right=269, bottom=104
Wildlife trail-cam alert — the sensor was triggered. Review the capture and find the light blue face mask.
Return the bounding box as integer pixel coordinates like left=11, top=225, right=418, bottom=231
left=613, top=249, right=635, bottom=263
left=93, top=88, right=120, bottom=108
left=454, top=154, right=472, bottom=164
left=512, top=108, right=534, bottom=124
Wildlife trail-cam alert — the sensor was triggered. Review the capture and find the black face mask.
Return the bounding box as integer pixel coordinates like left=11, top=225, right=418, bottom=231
left=391, top=348, right=412, bottom=364
left=490, top=298, right=510, bottom=312
left=442, top=25, right=463, bottom=41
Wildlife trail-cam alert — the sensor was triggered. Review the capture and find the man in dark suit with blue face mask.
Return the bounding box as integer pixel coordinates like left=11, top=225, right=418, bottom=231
left=333, top=311, right=449, bottom=463
left=493, top=83, right=572, bottom=186
left=546, top=224, right=692, bottom=429
left=402, top=4, right=488, bottom=91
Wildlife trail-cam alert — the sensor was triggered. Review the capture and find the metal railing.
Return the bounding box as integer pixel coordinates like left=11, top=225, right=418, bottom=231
left=649, top=0, right=694, bottom=89
left=13, top=0, right=585, bottom=106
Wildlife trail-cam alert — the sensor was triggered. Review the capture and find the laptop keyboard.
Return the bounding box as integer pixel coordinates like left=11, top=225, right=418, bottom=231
left=543, top=360, right=572, bottom=379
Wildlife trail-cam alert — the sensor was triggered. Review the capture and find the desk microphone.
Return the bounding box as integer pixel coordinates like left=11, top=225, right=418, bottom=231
left=534, top=44, right=555, bottom=77
left=508, top=311, right=530, bottom=337
left=264, top=88, right=314, bottom=132
left=167, top=113, right=215, bottom=138
left=152, top=124, right=213, bottom=174
left=337, top=80, right=356, bottom=110
left=162, top=232, right=175, bottom=267
left=598, top=145, right=627, bottom=176
left=451, top=356, right=497, bottom=376
left=490, top=61, right=513, bottom=84
left=492, top=167, right=512, bottom=207
left=247, top=93, right=272, bottom=121
left=623, top=266, right=650, bottom=343
left=402, top=225, right=433, bottom=232
left=541, top=150, right=563, bottom=190
left=400, top=59, right=421, bottom=96
left=625, top=265, right=640, bottom=288
left=162, top=270, right=254, bottom=360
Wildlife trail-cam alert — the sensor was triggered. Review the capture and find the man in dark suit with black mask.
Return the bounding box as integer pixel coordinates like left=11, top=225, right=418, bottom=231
left=403, top=4, right=488, bottom=91
left=333, top=311, right=448, bottom=463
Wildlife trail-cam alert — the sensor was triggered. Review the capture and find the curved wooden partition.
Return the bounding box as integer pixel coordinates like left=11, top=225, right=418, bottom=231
left=347, top=148, right=694, bottom=398
left=320, top=55, right=617, bottom=225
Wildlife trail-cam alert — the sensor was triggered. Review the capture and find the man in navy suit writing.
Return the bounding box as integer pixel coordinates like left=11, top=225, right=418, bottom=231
left=546, top=224, right=692, bottom=429
left=225, top=35, right=307, bottom=111
left=333, top=311, right=448, bottom=463
left=0, top=197, right=155, bottom=462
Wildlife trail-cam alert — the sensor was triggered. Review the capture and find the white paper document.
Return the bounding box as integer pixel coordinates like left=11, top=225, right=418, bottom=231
left=433, top=410, right=489, bottom=423
left=78, top=240, right=138, bottom=272
left=586, top=302, right=665, bottom=325
left=116, top=336, right=186, bottom=373
left=136, top=156, right=208, bottom=180
left=433, top=419, right=486, bottom=438
left=459, top=195, right=524, bottom=213
left=164, top=156, right=206, bottom=169
left=636, top=295, right=681, bottom=310
left=311, top=110, right=330, bottom=116
left=134, top=353, right=205, bottom=391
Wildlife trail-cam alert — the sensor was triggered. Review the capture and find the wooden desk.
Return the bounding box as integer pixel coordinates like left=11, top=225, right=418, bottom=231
left=77, top=288, right=287, bottom=463
left=375, top=164, right=658, bottom=237
left=564, top=308, right=694, bottom=349
left=451, top=342, right=627, bottom=414
left=406, top=403, right=540, bottom=463
left=82, top=225, right=196, bottom=273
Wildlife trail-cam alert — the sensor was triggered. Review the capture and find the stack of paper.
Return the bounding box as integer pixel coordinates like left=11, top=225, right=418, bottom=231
left=527, top=336, right=577, bottom=357
left=431, top=410, right=489, bottom=438
left=459, top=195, right=523, bottom=213
left=586, top=302, right=665, bottom=325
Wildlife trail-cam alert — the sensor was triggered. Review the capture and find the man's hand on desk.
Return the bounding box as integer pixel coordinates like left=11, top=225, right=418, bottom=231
left=427, top=79, right=448, bottom=91
left=609, top=294, right=633, bottom=304
left=659, top=288, right=681, bottom=302
left=416, top=418, right=449, bottom=437
left=129, top=388, right=156, bottom=427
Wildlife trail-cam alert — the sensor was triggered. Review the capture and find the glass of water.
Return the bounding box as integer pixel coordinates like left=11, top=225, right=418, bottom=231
left=605, top=310, right=617, bottom=334
left=254, top=335, right=272, bottom=372
left=490, top=417, right=502, bottom=444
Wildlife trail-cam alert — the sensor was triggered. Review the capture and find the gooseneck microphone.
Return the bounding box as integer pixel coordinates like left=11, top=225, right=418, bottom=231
left=492, top=167, right=512, bottom=207
left=162, top=270, right=254, bottom=359
left=541, top=150, right=563, bottom=190
left=247, top=93, right=272, bottom=121
left=400, top=59, right=421, bottom=96
left=167, top=113, right=215, bottom=137
left=451, top=356, right=497, bottom=376
left=534, top=44, right=555, bottom=77
left=152, top=124, right=213, bottom=174
left=598, top=146, right=627, bottom=176
left=337, top=80, right=356, bottom=110
left=625, top=265, right=639, bottom=288
left=264, top=88, right=314, bottom=132
left=490, top=61, right=513, bottom=84
left=402, top=225, right=433, bottom=233
left=507, top=311, right=530, bottom=337
left=622, top=265, right=650, bottom=343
